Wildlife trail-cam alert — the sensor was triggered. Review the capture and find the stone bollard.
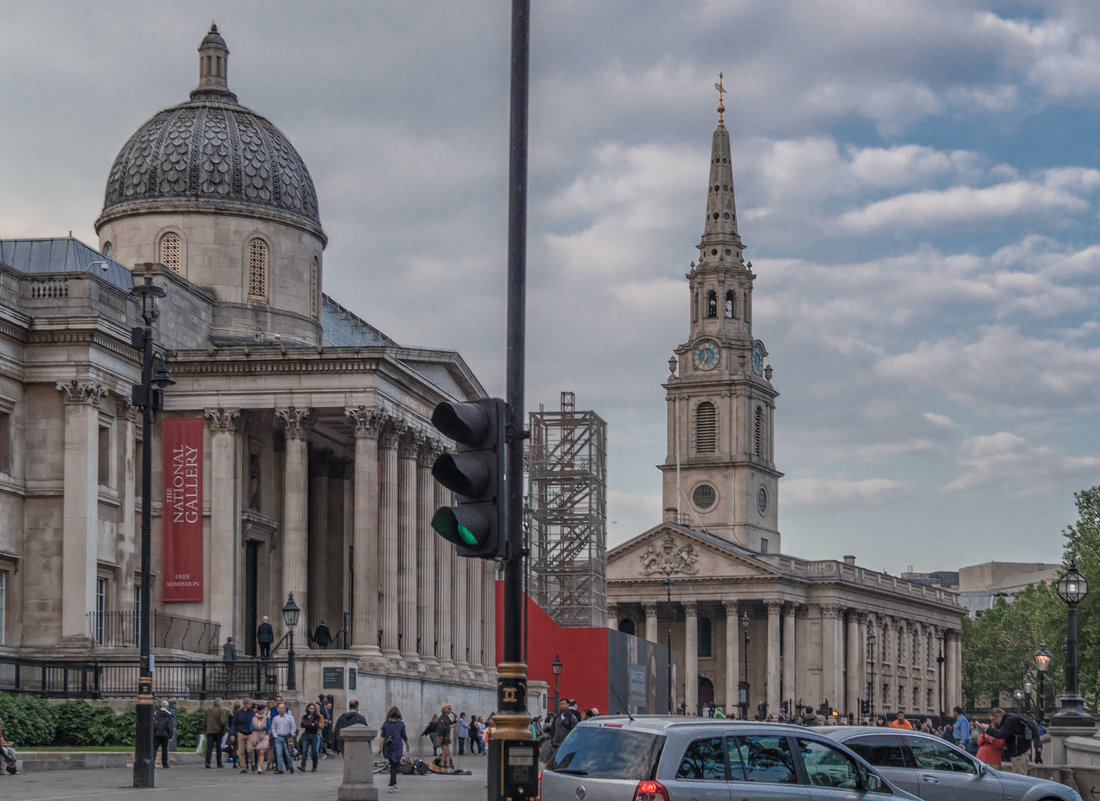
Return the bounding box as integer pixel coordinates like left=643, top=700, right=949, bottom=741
left=338, top=723, right=378, bottom=801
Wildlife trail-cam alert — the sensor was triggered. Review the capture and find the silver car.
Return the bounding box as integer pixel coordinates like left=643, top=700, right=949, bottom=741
left=818, top=727, right=1081, bottom=801
left=540, top=716, right=922, bottom=801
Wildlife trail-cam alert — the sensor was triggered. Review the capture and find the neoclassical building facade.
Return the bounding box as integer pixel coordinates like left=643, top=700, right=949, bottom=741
left=606, top=95, right=963, bottom=720
left=0, top=26, right=495, bottom=716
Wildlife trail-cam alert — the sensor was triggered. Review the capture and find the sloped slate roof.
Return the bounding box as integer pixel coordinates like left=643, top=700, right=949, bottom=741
left=0, top=238, right=132, bottom=290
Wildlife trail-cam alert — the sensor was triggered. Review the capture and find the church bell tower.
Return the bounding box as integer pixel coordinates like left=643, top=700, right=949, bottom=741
left=660, top=77, right=782, bottom=553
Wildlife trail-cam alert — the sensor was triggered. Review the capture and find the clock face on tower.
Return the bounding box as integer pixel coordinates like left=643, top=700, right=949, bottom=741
left=692, top=341, right=720, bottom=371
left=751, top=342, right=764, bottom=376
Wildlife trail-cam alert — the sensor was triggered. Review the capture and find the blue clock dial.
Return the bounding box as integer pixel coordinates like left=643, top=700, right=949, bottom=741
left=751, top=342, right=764, bottom=375
left=692, top=341, right=720, bottom=371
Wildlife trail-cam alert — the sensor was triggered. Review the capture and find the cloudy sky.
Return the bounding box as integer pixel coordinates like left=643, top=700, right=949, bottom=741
left=3, top=0, right=1098, bottom=575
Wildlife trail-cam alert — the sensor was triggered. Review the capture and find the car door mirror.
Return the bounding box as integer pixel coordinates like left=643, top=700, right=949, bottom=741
left=976, top=761, right=987, bottom=777
left=863, top=771, right=884, bottom=792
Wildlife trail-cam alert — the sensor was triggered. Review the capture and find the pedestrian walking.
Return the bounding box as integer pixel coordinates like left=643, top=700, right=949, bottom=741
left=313, top=620, right=332, bottom=649
left=298, top=702, right=323, bottom=772
left=153, top=700, right=175, bottom=768
left=247, top=702, right=270, bottom=773
left=270, top=702, right=297, bottom=774
left=333, top=699, right=368, bottom=755
left=256, top=616, right=274, bottom=659
left=222, top=636, right=237, bottom=686
left=379, top=706, right=410, bottom=792
left=231, top=698, right=254, bottom=771
left=421, top=713, right=440, bottom=756
left=203, top=698, right=227, bottom=768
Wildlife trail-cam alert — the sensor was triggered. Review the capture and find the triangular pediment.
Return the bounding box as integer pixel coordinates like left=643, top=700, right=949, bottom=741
left=607, top=523, right=783, bottom=582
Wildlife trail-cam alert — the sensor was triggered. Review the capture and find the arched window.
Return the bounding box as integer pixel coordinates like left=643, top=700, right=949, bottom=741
left=159, top=232, right=182, bottom=274
left=248, top=238, right=268, bottom=300
left=754, top=406, right=765, bottom=458
left=618, top=619, right=635, bottom=636
left=696, top=402, right=716, bottom=454
left=311, top=255, right=321, bottom=317
left=102, top=241, right=114, bottom=259
left=707, top=290, right=717, bottom=318
left=698, top=617, right=712, bottom=658
left=725, top=290, right=735, bottom=318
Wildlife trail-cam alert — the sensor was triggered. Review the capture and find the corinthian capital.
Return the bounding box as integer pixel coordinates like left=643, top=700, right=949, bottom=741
left=203, top=408, right=241, bottom=431
left=56, top=380, right=107, bottom=406
left=275, top=406, right=312, bottom=439
left=345, top=405, right=384, bottom=438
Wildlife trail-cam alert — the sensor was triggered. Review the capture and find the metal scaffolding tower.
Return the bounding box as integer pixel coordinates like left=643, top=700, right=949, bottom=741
left=527, top=391, right=607, bottom=627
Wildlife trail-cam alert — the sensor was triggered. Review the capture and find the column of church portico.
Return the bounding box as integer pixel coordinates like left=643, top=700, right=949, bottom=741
left=766, top=601, right=782, bottom=715
left=782, top=604, right=796, bottom=711
left=846, top=611, right=861, bottom=718
left=57, top=381, right=106, bottom=642
left=724, top=601, right=740, bottom=715
left=204, top=408, right=240, bottom=634
left=645, top=603, right=658, bottom=645
left=276, top=407, right=311, bottom=625
left=684, top=601, right=698, bottom=714
left=821, top=605, right=840, bottom=711
left=947, top=630, right=960, bottom=711
left=482, top=561, right=496, bottom=672
left=435, top=482, right=455, bottom=668
left=416, top=442, right=438, bottom=666
left=307, top=452, right=329, bottom=632
left=397, top=431, right=420, bottom=664
left=346, top=407, right=382, bottom=658
left=453, top=541, right=470, bottom=670
left=378, top=421, right=401, bottom=658
left=467, top=558, right=482, bottom=673
left=118, top=400, right=138, bottom=619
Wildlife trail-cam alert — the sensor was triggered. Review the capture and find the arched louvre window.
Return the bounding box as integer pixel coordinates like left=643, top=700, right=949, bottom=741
left=159, top=232, right=182, bottom=274
left=754, top=406, right=765, bottom=458
left=696, top=402, right=716, bottom=453
left=248, top=239, right=268, bottom=300
left=706, top=290, right=717, bottom=318
left=311, top=255, right=321, bottom=317
left=698, top=617, right=712, bottom=657
left=725, top=290, right=735, bottom=318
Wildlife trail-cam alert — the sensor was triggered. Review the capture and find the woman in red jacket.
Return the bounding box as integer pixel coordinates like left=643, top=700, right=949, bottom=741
left=976, top=723, right=1005, bottom=766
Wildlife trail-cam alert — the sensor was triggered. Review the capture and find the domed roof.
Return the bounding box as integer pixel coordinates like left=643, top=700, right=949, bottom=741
left=97, top=26, right=322, bottom=238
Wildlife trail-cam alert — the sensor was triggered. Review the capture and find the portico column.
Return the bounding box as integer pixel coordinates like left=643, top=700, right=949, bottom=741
left=307, top=451, right=330, bottom=632
left=482, top=561, right=496, bottom=672
left=346, top=407, right=382, bottom=658
left=684, top=601, right=698, bottom=714
left=846, top=610, right=861, bottom=719
left=644, top=603, right=658, bottom=645
left=947, top=630, right=960, bottom=711
left=397, top=430, right=420, bottom=664
left=766, top=600, right=782, bottom=715
left=821, top=605, right=839, bottom=711
left=416, top=441, right=438, bottom=666
left=276, top=407, right=311, bottom=624
left=57, top=381, right=106, bottom=643
left=203, top=408, right=240, bottom=635
left=378, top=420, right=400, bottom=658
left=118, top=399, right=138, bottom=620
left=606, top=604, right=619, bottom=630
left=782, top=603, right=796, bottom=712
left=435, top=481, right=455, bottom=668
left=453, top=536, right=470, bottom=670
left=724, top=601, right=740, bottom=715
left=467, top=558, right=482, bottom=673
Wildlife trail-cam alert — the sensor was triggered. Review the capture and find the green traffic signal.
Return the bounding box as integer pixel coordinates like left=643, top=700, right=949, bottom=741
left=431, top=507, right=488, bottom=548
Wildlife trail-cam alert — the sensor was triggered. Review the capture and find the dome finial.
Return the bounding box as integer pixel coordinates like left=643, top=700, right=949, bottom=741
left=193, top=23, right=234, bottom=102
left=714, top=72, right=726, bottom=125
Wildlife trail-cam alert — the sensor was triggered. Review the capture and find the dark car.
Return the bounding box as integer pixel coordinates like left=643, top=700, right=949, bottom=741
left=540, top=716, right=921, bottom=801
left=818, top=727, right=1081, bottom=801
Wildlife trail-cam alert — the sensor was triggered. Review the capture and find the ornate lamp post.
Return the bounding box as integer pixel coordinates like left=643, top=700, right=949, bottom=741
left=1034, top=644, right=1052, bottom=724
left=130, top=265, right=173, bottom=789
left=551, top=654, right=563, bottom=713
left=1052, top=562, right=1092, bottom=726
left=665, top=576, right=674, bottom=714
left=936, top=633, right=946, bottom=718
left=867, top=631, right=877, bottom=720
left=741, top=611, right=751, bottom=720
left=1022, top=672, right=1035, bottom=714
left=282, top=593, right=300, bottom=691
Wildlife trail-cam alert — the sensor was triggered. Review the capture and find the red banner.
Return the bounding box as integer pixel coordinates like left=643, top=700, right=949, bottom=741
left=162, top=418, right=204, bottom=602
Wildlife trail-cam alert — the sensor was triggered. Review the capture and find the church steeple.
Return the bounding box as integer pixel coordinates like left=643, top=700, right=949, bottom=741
left=700, top=73, right=744, bottom=258
left=191, top=23, right=238, bottom=104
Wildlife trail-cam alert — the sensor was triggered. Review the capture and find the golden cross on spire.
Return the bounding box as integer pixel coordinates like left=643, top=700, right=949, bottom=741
left=714, top=72, right=726, bottom=124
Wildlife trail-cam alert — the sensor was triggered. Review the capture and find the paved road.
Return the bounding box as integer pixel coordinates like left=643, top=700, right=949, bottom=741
left=0, top=754, right=490, bottom=801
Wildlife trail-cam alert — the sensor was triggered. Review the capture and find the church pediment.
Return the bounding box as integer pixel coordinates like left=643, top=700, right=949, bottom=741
left=607, top=524, right=782, bottom=582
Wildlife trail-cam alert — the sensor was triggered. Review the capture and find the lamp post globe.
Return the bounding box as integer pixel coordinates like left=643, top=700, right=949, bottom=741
left=551, top=654, right=563, bottom=713
left=1052, top=562, right=1092, bottom=727
left=1035, top=644, right=1052, bottom=723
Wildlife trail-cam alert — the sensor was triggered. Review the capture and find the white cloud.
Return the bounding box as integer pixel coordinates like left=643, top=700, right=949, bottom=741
left=783, top=476, right=912, bottom=510
left=945, top=432, right=1100, bottom=495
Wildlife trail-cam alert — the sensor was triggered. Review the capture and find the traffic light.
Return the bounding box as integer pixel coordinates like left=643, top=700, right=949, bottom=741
left=430, top=397, right=509, bottom=559
left=860, top=699, right=870, bottom=715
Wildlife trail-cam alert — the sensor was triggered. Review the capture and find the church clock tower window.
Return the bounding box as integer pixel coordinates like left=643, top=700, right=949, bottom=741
left=696, top=402, right=716, bottom=453
left=725, top=290, right=735, bottom=318
left=706, top=290, right=717, bottom=318
left=248, top=238, right=269, bottom=300
left=754, top=405, right=765, bottom=459
left=692, top=483, right=716, bottom=510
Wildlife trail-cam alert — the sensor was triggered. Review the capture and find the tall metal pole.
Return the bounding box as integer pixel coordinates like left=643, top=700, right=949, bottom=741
left=489, top=2, right=532, bottom=799
left=665, top=577, right=674, bottom=714
left=741, top=613, right=750, bottom=720
left=132, top=268, right=163, bottom=788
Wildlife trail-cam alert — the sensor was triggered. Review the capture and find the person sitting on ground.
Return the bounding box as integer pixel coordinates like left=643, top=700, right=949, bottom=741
left=0, top=716, right=17, bottom=775
left=333, top=699, right=368, bottom=755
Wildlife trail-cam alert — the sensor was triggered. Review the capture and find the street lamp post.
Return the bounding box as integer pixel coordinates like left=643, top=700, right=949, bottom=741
left=665, top=576, right=674, bottom=714
left=551, top=654, right=563, bottom=713
left=867, top=632, right=877, bottom=720
left=1052, top=562, right=1092, bottom=726
left=741, top=612, right=751, bottom=720
left=1022, top=672, right=1035, bottom=715
left=130, top=265, right=173, bottom=789
left=282, top=593, right=300, bottom=691
left=936, top=633, right=946, bottom=718
left=1034, top=644, right=1052, bottom=724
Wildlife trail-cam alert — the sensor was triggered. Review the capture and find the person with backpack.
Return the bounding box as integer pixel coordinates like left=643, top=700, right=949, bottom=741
left=979, top=707, right=1035, bottom=774
left=153, top=700, right=176, bottom=768
left=379, top=706, right=409, bottom=792
left=421, top=713, right=440, bottom=756
left=332, top=699, right=368, bottom=755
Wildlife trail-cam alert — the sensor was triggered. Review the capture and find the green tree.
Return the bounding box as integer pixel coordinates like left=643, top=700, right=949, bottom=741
left=1062, top=484, right=1100, bottom=708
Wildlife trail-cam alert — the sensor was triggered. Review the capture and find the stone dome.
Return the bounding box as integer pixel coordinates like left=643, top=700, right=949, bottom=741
left=96, top=25, right=322, bottom=238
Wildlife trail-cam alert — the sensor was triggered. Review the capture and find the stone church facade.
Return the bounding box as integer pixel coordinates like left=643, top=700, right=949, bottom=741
left=606, top=95, right=963, bottom=720
left=0, top=26, right=495, bottom=716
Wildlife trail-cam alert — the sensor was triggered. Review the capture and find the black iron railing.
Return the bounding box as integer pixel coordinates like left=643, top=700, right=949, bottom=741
left=86, top=610, right=221, bottom=655
left=0, top=655, right=288, bottom=700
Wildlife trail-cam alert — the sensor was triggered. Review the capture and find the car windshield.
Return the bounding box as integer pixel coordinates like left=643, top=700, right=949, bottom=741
left=548, top=726, right=664, bottom=780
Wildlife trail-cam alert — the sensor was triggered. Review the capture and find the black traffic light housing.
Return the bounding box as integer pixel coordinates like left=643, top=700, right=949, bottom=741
left=430, top=397, right=509, bottom=559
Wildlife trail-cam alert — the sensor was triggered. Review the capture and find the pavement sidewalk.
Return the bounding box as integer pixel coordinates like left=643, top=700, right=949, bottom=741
left=0, top=753, right=490, bottom=801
